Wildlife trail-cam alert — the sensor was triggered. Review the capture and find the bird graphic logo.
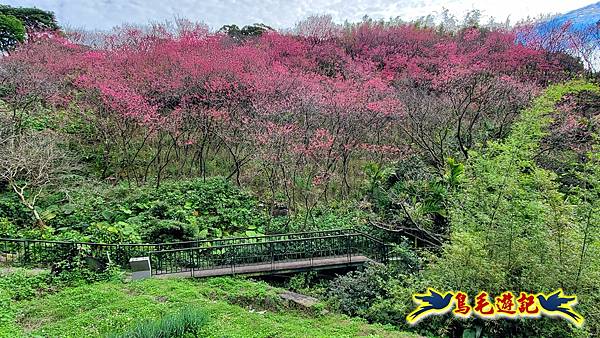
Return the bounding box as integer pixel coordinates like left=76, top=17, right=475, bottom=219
left=406, top=288, right=584, bottom=327
left=536, top=289, right=584, bottom=327
left=406, top=288, right=454, bottom=325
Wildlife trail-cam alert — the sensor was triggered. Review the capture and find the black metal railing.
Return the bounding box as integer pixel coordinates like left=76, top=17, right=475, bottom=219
left=148, top=231, right=389, bottom=276
left=0, top=238, right=162, bottom=268
left=0, top=228, right=358, bottom=270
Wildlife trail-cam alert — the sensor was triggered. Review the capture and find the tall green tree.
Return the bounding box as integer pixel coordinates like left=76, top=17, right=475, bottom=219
left=0, top=13, right=24, bottom=52
left=0, top=5, right=58, bottom=52
left=219, top=23, right=272, bottom=41
left=0, top=5, right=58, bottom=32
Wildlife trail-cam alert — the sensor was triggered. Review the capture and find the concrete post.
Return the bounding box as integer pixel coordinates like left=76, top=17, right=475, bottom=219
left=129, top=256, right=151, bottom=280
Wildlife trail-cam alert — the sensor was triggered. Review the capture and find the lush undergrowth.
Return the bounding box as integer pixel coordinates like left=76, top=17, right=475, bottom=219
left=0, top=176, right=368, bottom=243
left=0, top=271, right=415, bottom=338
left=0, top=178, right=268, bottom=243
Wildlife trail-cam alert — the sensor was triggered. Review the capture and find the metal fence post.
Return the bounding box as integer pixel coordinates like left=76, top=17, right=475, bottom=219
left=384, top=244, right=390, bottom=263
left=231, top=246, right=235, bottom=275
left=23, top=240, right=29, bottom=265
left=116, top=244, right=121, bottom=266
left=346, top=235, right=350, bottom=263
left=309, top=239, right=313, bottom=267
left=269, top=242, right=274, bottom=271
left=191, top=249, right=195, bottom=277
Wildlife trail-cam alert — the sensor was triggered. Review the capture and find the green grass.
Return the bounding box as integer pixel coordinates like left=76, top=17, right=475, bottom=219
left=6, top=276, right=416, bottom=338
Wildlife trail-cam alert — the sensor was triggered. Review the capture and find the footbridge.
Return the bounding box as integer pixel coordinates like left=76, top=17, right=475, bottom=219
left=0, top=229, right=389, bottom=278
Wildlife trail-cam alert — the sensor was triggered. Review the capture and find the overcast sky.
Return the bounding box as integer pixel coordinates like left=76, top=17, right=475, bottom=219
left=6, top=0, right=598, bottom=31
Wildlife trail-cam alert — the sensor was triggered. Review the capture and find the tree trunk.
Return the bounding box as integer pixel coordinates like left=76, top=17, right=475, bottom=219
left=11, top=183, right=46, bottom=228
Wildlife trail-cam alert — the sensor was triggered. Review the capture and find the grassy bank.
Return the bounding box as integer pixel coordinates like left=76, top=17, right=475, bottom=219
left=4, top=275, right=416, bottom=338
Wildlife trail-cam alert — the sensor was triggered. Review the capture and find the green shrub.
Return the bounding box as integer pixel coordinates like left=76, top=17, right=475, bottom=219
left=50, top=248, right=124, bottom=284
left=365, top=155, right=455, bottom=239
left=386, top=242, right=423, bottom=274
left=269, top=203, right=367, bottom=233
left=140, top=219, right=196, bottom=243
left=287, top=271, right=319, bottom=294
left=86, top=221, right=141, bottom=243
left=107, top=307, right=208, bottom=338
left=0, top=269, right=53, bottom=301
left=0, top=192, right=31, bottom=227
left=0, top=217, right=17, bottom=237
left=327, top=262, right=393, bottom=318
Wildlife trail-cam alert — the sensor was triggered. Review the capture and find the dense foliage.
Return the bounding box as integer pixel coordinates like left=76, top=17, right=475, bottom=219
left=0, top=17, right=582, bottom=218
left=0, top=178, right=269, bottom=243
left=0, top=6, right=599, bottom=338
left=413, top=81, right=599, bottom=336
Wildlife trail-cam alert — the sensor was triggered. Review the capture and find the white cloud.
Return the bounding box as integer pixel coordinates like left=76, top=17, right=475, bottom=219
left=4, top=0, right=598, bottom=31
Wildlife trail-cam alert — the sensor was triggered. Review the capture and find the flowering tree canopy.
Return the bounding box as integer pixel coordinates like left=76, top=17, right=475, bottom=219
left=0, top=20, right=582, bottom=208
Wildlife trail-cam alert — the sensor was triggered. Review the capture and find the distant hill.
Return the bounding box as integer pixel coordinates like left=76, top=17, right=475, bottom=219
left=538, top=2, right=600, bottom=32
left=532, top=2, right=599, bottom=70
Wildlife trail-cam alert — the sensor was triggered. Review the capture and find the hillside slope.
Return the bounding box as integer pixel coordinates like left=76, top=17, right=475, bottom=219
left=6, top=276, right=416, bottom=338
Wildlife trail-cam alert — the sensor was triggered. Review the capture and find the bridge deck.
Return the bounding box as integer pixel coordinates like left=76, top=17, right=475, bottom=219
left=155, top=254, right=370, bottom=278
